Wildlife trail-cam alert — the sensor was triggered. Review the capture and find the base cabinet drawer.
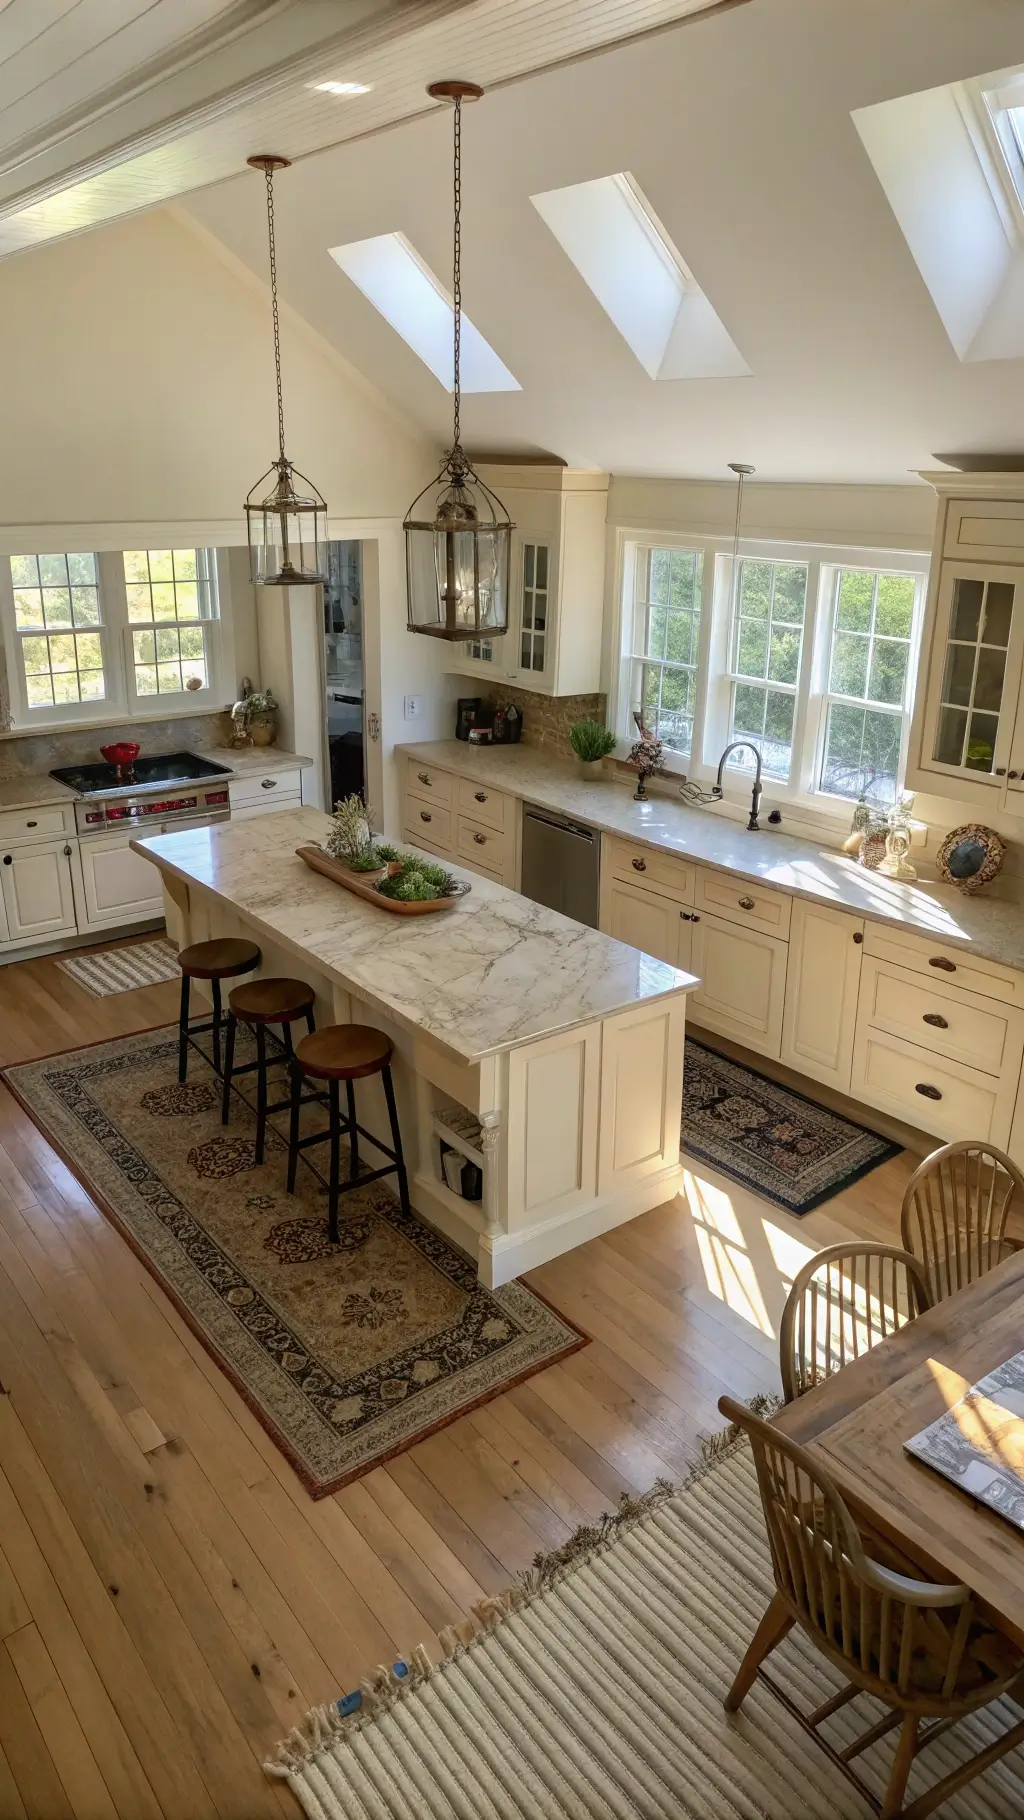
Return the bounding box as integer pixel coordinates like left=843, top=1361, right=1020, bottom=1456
left=604, top=835, right=695, bottom=903
left=859, top=957, right=1024, bottom=1078
left=851, top=1026, right=1016, bottom=1147
left=406, top=802, right=453, bottom=852
left=403, top=825, right=455, bottom=864
left=862, top=922, right=1024, bottom=1008
left=694, top=867, right=791, bottom=937
left=689, top=912, right=788, bottom=1058
left=406, top=760, right=453, bottom=809
left=228, top=768, right=301, bottom=810
left=0, top=804, right=73, bottom=844
left=456, top=778, right=508, bottom=832
left=456, top=816, right=512, bottom=880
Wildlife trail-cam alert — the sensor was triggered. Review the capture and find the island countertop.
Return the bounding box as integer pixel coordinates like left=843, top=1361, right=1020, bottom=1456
left=399, top=740, right=1024, bottom=973
left=133, top=808, right=697, bottom=1066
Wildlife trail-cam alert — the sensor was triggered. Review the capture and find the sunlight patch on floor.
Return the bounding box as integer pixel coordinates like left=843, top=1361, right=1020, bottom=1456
left=683, top=1168, right=776, bottom=1338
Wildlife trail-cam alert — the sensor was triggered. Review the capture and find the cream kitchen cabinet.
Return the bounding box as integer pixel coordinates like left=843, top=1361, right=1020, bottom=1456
left=228, top=766, right=303, bottom=822
left=781, top=900, right=864, bottom=1092
left=0, top=838, right=77, bottom=944
left=449, top=466, right=609, bottom=698
left=403, top=759, right=517, bottom=886
left=75, top=831, right=164, bottom=931
left=689, top=912, right=789, bottom=1058
left=908, top=474, right=1024, bottom=814
left=602, top=876, right=694, bottom=971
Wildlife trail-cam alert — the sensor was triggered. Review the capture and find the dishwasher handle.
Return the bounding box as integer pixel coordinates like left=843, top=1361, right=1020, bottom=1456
left=523, top=806, right=596, bottom=844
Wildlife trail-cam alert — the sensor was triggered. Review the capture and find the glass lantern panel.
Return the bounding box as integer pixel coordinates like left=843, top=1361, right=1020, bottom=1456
left=248, top=504, right=327, bottom=587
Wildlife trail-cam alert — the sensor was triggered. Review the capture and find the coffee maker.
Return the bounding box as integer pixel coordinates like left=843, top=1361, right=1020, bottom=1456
left=456, top=698, right=482, bottom=741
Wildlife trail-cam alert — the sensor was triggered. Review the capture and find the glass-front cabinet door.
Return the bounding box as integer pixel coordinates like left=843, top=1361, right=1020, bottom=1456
left=919, top=562, right=1024, bottom=798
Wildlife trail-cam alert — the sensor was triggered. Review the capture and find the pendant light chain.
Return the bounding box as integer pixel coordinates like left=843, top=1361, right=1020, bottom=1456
left=263, top=164, right=287, bottom=465
left=451, top=94, right=463, bottom=453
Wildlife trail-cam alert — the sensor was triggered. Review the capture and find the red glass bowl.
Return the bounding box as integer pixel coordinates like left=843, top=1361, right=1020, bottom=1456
left=100, top=742, right=141, bottom=768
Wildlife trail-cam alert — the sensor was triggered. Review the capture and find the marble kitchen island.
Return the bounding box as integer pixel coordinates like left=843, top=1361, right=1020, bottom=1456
left=134, top=808, right=697, bottom=1286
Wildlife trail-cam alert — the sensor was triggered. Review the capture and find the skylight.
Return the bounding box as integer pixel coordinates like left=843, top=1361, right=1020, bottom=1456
left=530, top=173, right=749, bottom=381
left=328, top=232, right=520, bottom=392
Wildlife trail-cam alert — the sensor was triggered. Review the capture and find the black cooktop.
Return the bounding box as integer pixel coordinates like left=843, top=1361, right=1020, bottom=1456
left=50, top=752, right=232, bottom=797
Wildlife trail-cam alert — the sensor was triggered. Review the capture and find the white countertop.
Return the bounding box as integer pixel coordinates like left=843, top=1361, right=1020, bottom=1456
left=399, top=741, right=1024, bottom=973
left=133, top=808, right=697, bottom=1065
left=0, top=774, right=78, bottom=812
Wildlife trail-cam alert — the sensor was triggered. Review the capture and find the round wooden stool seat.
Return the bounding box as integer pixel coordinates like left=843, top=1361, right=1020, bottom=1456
left=228, top=977, right=315, bottom=1024
left=294, top=1023, right=393, bottom=1082
left=178, top=937, right=261, bottom=980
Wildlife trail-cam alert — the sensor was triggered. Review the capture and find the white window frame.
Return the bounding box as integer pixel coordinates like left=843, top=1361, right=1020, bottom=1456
left=0, top=546, right=235, bottom=731
left=619, top=539, right=712, bottom=764
left=612, top=530, right=928, bottom=822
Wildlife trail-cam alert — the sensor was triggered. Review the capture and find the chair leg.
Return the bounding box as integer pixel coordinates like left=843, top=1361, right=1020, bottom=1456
left=346, top=1080, right=359, bottom=1181
left=211, top=977, right=223, bottom=1075
left=254, top=1023, right=268, bottom=1165
left=304, top=1007, right=316, bottom=1037
left=381, top=1065, right=411, bottom=1217
left=221, top=1014, right=236, bottom=1125
left=881, top=1715, right=918, bottom=1820
left=286, top=1062, right=301, bottom=1194
left=724, top=1593, right=794, bottom=1714
left=178, top=974, right=191, bottom=1082
left=281, top=1022, right=294, bottom=1060
left=328, top=1079, right=341, bottom=1244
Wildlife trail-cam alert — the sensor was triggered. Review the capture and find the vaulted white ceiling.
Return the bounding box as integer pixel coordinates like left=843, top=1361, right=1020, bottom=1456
left=172, top=0, right=1024, bottom=484
left=10, top=0, right=1024, bottom=485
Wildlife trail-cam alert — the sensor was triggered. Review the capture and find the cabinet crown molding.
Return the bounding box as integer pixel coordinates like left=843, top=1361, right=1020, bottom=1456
left=918, top=471, right=1024, bottom=500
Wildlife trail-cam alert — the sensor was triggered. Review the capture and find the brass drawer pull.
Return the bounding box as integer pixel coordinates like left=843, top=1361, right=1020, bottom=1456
left=26, top=819, right=37, bottom=828
left=475, top=791, right=487, bottom=803
left=853, top=932, right=863, bottom=944
left=473, top=832, right=486, bottom=845
left=738, top=895, right=755, bottom=910
left=915, top=1083, right=943, bottom=1101
left=632, top=857, right=647, bottom=872
left=420, top=811, right=432, bottom=823
left=418, top=771, right=431, bottom=785
left=261, top=777, right=277, bottom=789
left=922, top=1013, right=949, bottom=1029
left=929, top=957, right=956, bottom=972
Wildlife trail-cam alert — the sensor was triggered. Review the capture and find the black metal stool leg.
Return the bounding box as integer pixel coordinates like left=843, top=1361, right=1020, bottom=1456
left=287, top=1062, right=302, bottom=1194
left=254, top=1023, right=268, bottom=1165
left=221, top=1014, right=236, bottom=1125
left=328, top=1079, right=341, bottom=1243
left=178, top=974, right=191, bottom=1082
left=345, top=1080, right=359, bottom=1181
left=304, top=1007, right=315, bottom=1037
left=211, top=977, right=223, bottom=1075
left=281, top=1022, right=294, bottom=1060
left=381, top=1065, right=411, bottom=1217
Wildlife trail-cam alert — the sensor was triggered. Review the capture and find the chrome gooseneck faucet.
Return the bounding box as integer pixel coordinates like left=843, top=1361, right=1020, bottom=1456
left=713, top=741, right=764, bottom=830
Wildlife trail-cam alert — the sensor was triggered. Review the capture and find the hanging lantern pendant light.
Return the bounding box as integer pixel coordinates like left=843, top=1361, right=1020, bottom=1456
left=404, top=81, right=514, bottom=641
left=245, top=154, right=328, bottom=586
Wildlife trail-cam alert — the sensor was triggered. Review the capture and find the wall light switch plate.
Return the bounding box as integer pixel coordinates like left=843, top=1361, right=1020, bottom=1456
left=404, top=695, right=423, bottom=720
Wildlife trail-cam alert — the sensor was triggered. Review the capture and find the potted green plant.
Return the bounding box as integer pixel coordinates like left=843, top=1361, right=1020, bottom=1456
left=375, top=853, right=463, bottom=903
left=569, top=717, right=616, bottom=780
left=241, top=687, right=279, bottom=747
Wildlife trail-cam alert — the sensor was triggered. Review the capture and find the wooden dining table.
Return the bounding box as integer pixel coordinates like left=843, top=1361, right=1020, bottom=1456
left=772, top=1246, right=1024, bottom=1649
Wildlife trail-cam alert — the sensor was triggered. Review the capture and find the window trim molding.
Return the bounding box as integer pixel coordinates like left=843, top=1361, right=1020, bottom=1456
left=609, top=525, right=929, bottom=822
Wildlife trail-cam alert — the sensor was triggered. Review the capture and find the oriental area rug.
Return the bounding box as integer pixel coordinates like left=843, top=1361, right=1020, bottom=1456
left=682, top=1037, right=901, bottom=1215
left=3, top=1026, right=584, bottom=1497
left=267, top=1442, right=1024, bottom=1820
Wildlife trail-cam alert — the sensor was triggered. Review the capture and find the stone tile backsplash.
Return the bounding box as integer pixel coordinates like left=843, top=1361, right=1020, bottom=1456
left=0, top=710, right=235, bottom=780
left=481, top=685, right=607, bottom=760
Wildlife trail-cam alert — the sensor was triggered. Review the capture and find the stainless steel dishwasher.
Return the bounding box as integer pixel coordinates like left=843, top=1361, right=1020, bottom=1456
left=520, top=804, right=601, bottom=928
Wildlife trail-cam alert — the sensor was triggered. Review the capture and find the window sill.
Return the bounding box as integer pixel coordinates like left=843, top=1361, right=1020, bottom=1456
left=0, top=701, right=231, bottom=740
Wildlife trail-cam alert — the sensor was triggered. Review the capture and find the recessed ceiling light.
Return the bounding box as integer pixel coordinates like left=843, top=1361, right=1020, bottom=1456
left=309, top=80, right=372, bottom=97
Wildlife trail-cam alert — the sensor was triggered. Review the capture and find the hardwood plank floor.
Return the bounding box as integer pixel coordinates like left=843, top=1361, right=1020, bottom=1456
left=0, top=938, right=928, bottom=1818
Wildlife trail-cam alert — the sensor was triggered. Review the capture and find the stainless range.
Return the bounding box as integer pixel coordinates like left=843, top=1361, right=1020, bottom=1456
left=49, top=752, right=232, bottom=837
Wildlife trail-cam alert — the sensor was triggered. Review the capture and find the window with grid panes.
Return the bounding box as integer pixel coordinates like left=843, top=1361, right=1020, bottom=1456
left=727, top=559, right=808, bottom=780
left=819, top=567, right=918, bottom=808
left=10, top=552, right=106, bottom=708
left=628, top=546, right=704, bottom=756
left=123, top=549, right=215, bottom=697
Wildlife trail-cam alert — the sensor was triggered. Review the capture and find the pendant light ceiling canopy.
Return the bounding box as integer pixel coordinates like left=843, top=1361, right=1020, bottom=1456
left=245, top=154, right=328, bottom=588
left=404, top=80, right=514, bottom=642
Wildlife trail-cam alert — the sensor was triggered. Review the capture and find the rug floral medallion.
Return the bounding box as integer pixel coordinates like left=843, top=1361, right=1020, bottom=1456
left=682, top=1037, right=901, bottom=1215
left=4, top=1028, right=584, bottom=1496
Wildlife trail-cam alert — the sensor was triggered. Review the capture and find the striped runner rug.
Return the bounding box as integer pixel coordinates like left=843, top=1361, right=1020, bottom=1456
left=57, top=938, right=179, bottom=996
left=267, top=1444, right=1024, bottom=1819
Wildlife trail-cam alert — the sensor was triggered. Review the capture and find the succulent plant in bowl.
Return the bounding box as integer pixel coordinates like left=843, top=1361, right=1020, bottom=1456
left=376, top=853, right=462, bottom=903
left=569, top=717, right=616, bottom=779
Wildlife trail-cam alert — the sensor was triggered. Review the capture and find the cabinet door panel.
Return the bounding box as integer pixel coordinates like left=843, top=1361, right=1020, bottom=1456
left=917, top=561, right=1024, bottom=800
left=689, top=912, right=788, bottom=1058
left=1, top=841, right=76, bottom=941
left=601, top=878, right=684, bottom=970
left=598, top=998, right=686, bottom=1193
left=78, top=835, right=163, bottom=928
left=781, top=901, right=863, bottom=1091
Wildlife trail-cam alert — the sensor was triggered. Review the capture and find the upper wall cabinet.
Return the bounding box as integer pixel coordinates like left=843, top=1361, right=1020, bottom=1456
left=449, top=466, right=608, bottom=698
left=907, top=475, right=1024, bottom=815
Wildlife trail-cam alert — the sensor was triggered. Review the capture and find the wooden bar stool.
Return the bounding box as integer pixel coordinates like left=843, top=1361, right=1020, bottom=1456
left=286, top=1024, right=410, bottom=1241
left=177, top=937, right=261, bottom=1082
left=221, top=978, right=317, bottom=1164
